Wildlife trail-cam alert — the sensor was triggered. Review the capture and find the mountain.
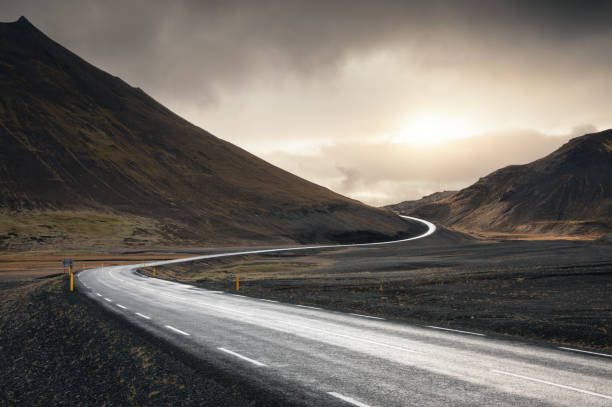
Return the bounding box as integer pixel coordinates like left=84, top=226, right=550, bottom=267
left=0, top=17, right=417, bottom=251
left=387, top=130, right=612, bottom=239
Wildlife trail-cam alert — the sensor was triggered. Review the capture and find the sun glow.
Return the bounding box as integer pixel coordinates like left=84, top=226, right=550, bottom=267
left=391, top=115, right=475, bottom=146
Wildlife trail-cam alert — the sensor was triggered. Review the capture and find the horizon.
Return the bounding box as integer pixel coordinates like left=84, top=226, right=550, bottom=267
left=3, top=1, right=612, bottom=205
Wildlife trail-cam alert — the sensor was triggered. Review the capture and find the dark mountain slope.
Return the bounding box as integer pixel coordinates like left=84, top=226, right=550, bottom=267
left=0, top=17, right=416, bottom=250
left=387, top=130, right=612, bottom=239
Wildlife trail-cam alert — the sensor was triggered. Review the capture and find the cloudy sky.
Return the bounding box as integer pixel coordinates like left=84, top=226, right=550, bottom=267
left=4, top=0, right=612, bottom=205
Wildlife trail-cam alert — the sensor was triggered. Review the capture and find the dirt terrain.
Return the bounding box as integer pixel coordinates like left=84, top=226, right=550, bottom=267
left=145, top=229, right=612, bottom=352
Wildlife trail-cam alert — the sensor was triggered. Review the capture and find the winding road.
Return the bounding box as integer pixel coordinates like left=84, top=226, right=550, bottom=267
left=77, top=216, right=612, bottom=406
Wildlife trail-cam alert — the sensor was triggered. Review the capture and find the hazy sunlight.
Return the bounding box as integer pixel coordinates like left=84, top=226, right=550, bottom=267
left=391, top=116, right=474, bottom=146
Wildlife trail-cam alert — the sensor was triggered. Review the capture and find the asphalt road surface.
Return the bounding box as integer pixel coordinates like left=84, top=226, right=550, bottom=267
left=77, top=216, right=612, bottom=406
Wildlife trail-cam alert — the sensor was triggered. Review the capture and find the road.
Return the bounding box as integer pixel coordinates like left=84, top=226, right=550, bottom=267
left=77, top=216, right=612, bottom=406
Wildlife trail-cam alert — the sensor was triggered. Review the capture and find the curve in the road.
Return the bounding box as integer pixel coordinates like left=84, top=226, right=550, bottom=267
left=77, top=215, right=612, bottom=406
left=143, top=215, right=436, bottom=269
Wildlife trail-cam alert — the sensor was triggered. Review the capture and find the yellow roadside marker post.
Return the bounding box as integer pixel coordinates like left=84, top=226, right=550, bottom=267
left=69, top=266, right=74, bottom=292
left=153, top=267, right=156, bottom=277
left=236, top=276, right=239, bottom=291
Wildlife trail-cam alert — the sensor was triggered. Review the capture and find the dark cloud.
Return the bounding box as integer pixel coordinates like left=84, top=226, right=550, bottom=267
left=3, top=0, right=612, bottom=106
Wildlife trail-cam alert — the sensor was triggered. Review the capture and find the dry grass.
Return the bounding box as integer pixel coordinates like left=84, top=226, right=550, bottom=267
left=0, top=251, right=189, bottom=281
left=0, top=210, right=179, bottom=251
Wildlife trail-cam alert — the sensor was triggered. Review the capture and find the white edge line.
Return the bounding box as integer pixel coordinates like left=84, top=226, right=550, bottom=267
left=104, top=297, right=112, bottom=302
left=217, top=347, right=267, bottom=367
left=259, top=298, right=279, bottom=303
left=558, top=347, right=612, bottom=358
left=327, top=392, right=372, bottom=407
left=135, top=312, right=151, bottom=320
left=492, top=370, right=612, bottom=400
left=350, top=313, right=385, bottom=320
left=165, top=325, right=190, bottom=336
left=134, top=215, right=435, bottom=269
left=116, top=304, right=127, bottom=309
left=296, top=304, right=321, bottom=310
left=426, top=325, right=485, bottom=336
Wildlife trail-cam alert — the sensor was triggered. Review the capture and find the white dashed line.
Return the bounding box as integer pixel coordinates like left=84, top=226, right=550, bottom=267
left=96, top=293, right=102, bottom=297
left=217, top=347, right=267, bottom=367
left=104, top=298, right=112, bottom=302
left=116, top=304, right=127, bottom=309
left=165, top=325, right=190, bottom=336
left=426, top=325, right=485, bottom=336
left=296, top=305, right=321, bottom=310
left=135, top=313, right=151, bottom=320
left=349, top=313, right=385, bottom=320
left=259, top=299, right=278, bottom=303
left=492, top=370, right=612, bottom=400
left=558, top=347, right=612, bottom=358
left=157, top=290, right=422, bottom=354
left=328, top=392, right=372, bottom=407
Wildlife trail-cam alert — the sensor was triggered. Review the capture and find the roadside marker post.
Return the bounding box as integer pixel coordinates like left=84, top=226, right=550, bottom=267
left=236, top=277, right=239, bottom=291
left=69, top=266, right=74, bottom=292
left=153, top=267, right=156, bottom=277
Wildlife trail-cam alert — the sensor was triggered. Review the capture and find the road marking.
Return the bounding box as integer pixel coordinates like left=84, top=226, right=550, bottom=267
left=116, top=304, right=127, bottom=309
left=104, top=297, right=112, bottom=302
left=138, top=215, right=436, bottom=271
left=426, top=325, right=485, bottom=336
left=350, top=313, right=385, bottom=320
left=328, top=392, right=372, bottom=407
left=165, top=325, right=190, bottom=336
left=296, top=304, right=321, bottom=310
left=231, top=294, right=246, bottom=297
left=156, top=291, right=423, bottom=355
left=559, top=346, right=612, bottom=358
left=135, top=313, right=151, bottom=320
left=259, top=298, right=278, bottom=303
left=492, top=370, right=612, bottom=401
left=96, top=293, right=102, bottom=297
left=217, top=347, right=267, bottom=367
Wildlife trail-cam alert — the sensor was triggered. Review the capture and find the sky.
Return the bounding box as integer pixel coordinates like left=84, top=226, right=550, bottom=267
left=4, top=0, right=612, bottom=205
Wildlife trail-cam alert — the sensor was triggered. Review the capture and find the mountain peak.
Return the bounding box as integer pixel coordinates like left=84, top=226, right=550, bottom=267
left=2, top=16, right=34, bottom=28
left=1, top=16, right=44, bottom=39
left=555, top=128, right=612, bottom=159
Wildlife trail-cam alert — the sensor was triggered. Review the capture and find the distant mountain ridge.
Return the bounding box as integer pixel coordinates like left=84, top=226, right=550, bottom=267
left=0, top=17, right=417, bottom=250
left=387, top=130, right=612, bottom=239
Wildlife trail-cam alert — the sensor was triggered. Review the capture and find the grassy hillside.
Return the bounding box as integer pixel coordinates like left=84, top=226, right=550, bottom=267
left=0, top=17, right=415, bottom=250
